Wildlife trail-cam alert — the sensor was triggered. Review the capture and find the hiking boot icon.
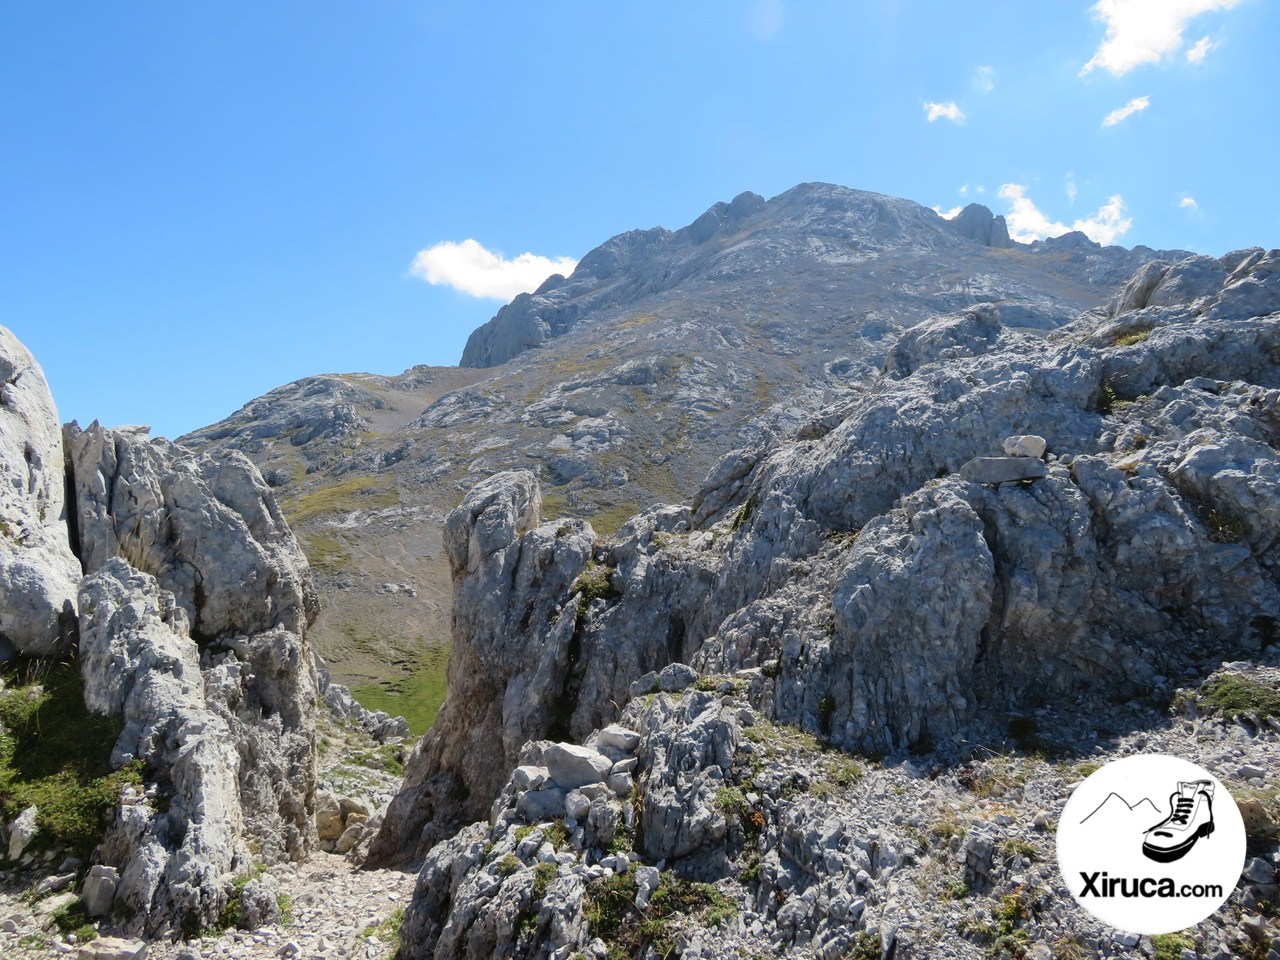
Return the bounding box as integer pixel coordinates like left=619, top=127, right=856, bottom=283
left=1143, top=780, right=1215, bottom=863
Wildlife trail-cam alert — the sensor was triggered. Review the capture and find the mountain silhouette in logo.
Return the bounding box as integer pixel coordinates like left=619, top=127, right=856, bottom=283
left=1080, top=792, right=1162, bottom=827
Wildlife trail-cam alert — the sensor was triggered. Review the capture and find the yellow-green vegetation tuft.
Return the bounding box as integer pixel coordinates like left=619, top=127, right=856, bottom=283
left=1152, top=932, right=1195, bottom=960
left=1113, top=328, right=1152, bottom=347
left=0, top=661, right=142, bottom=859
left=362, top=907, right=405, bottom=943
left=280, top=475, right=399, bottom=525
left=586, top=873, right=736, bottom=959
left=572, top=562, right=619, bottom=604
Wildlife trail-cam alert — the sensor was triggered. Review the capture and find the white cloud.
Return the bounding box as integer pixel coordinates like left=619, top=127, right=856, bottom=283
left=1180, top=194, right=1199, bottom=209
left=959, top=183, right=970, bottom=197
left=973, top=65, right=996, bottom=93
left=1080, top=0, right=1241, bottom=76
left=998, top=184, right=1133, bottom=245
left=1185, top=35, right=1215, bottom=63
left=923, top=101, right=965, bottom=123
left=1066, top=173, right=1078, bottom=204
left=409, top=239, right=577, bottom=301
left=932, top=205, right=965, bottom=219
left=1101, top=95, right=1151, bottom=126
left=747, top=0, right=785, bottom=40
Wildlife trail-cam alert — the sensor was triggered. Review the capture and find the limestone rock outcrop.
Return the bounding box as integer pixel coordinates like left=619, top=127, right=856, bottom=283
left=379, top=246, right=1280, bottom=902
left=64, top=421, right=319, bottom=641
left=65, top=422, right=320, bottom=873
left=80, top=559, right=243, bottom=936
left=368, top=471, right=594, bottom=864
left=0, top=325, right=81, bottom=657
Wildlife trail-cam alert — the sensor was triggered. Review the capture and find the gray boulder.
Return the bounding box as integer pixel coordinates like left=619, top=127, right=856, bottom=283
left=236, top=874, right=282, bottom=930
left=82, top=865, right=120, bottom=918
left=543, top=743, right=611, bottom=789
left=0, top=325, right=80, bottom=656
left=959, top=456, right=1049, bottom=484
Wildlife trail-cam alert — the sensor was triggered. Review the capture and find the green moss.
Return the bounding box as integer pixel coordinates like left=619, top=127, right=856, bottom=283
left=351, top=643, right=450, bottom=737
left=1195, top=673, right=1280, bottom=723
left=0, top=662, right=142, bottom=859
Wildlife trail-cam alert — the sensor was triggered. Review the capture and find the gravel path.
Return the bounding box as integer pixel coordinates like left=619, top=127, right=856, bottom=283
left=1, top=854, right=416, bottom=960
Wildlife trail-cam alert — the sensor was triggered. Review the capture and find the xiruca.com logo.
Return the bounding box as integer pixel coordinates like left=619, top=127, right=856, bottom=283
left=1057, top=755, right=1246, bottom=935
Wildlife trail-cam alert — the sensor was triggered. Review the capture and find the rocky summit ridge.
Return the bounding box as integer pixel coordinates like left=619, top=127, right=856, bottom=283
left=1, top=182, right=1279, bottom=960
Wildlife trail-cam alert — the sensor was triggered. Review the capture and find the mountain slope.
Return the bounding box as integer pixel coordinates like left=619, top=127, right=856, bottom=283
left=182, top=182, right=1185, bottom=725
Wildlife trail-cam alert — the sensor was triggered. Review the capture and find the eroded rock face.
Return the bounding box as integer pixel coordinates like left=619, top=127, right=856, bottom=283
left=368, top=471, right=594, bottom=865
left=65, top=422, right=320, bottom=867
left=80, top=559, right=243, bottom=937
left=64, top=421, right=319, bottom=640
left=0, top=325, right=80, bottom=657
left=378, top=250, right=1280, bottom=874
left=54, top=420, right=320, bottom=936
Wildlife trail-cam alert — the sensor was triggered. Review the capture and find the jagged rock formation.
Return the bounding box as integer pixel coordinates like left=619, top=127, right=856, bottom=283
left=949, top=202, right=1012, bottom=249
left=380, top=246, right=1280, bottom=956
left=0, top=326, right=81, bottom=657
left=369, top=472, right=595, bottom=863
left=0, top=327, right=326, bottom=939
left=79, top=559, right=243, bottom=936
left=64, top=421, right=319, bottom=642
left=65, top=421, right=320, bottom=865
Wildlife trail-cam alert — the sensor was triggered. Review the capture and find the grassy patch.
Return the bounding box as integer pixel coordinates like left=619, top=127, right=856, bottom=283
left=280, top=475, right=399, bottom=524
left=299, top=529, right=352, bottom=574
left=351, top=644, right=450, bottom=737
left=845, top=931, right=882, bottom=960
left=51, top=899, right=97, bottom=942
left=1194, top=673, right=1280, bottom=723
left=1204, top=509, right=1246, bottom=544
left=586, top=503, right=643, bottom=540
left=586, top=874, right=736, bottom=958
left=496, top=854, right=521, bottom=877
left=362, top=907, right=405, bottom=943
left=0, top=662, right=142, bottom=860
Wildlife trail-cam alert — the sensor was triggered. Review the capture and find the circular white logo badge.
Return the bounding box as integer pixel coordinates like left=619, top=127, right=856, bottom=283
left=1057, top=754, right=1245, bottom=935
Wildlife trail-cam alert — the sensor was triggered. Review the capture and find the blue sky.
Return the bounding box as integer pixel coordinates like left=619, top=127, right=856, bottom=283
left=2, top=1, right=1276, bottom=439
